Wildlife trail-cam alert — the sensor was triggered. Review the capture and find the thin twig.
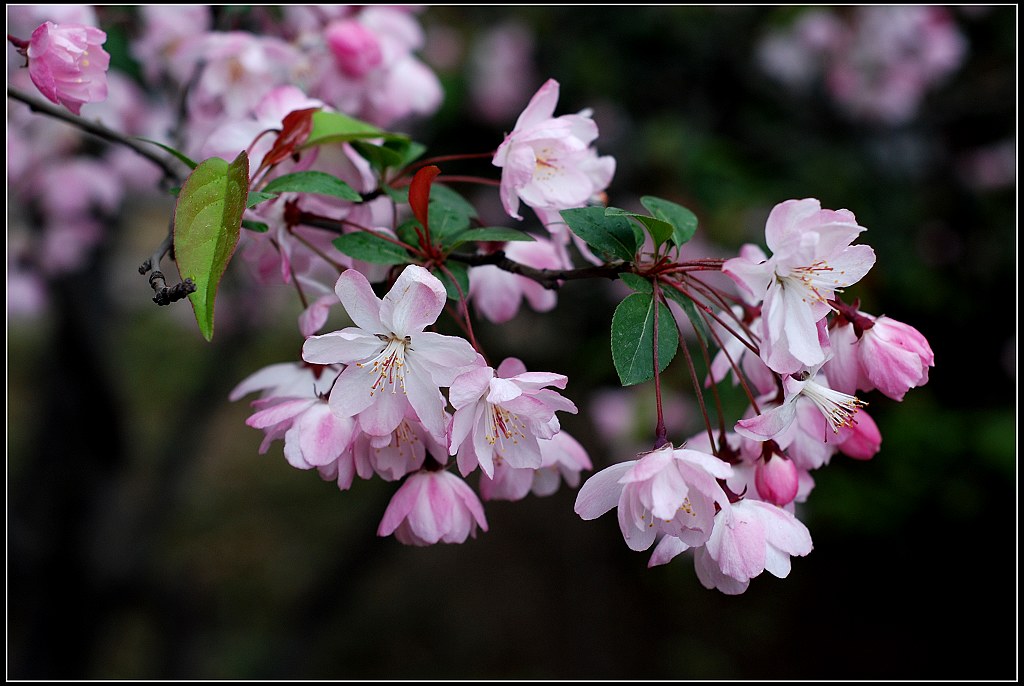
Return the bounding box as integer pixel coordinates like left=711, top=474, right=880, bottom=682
left=8, top=86, right=183, bottom=184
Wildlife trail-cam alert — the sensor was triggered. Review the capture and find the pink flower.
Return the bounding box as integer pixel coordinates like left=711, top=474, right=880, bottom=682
left=27, top=21, right=111, bottom=115
left=754, top=454, right=800, bottom=506
left=302, top=266, right=481, bottom=440
left=325, top=19, right=383, bottom=78
left=448, top=357, right=577, bottom=478
left=736, top=365, right=866, bottom=444
left=469, top=238, right=562, bottom=324
left=479, top=429, right=592, bottom=501
left=232, top=362, right=358, bottom=474
left=858, top=316, right=934, bottom=401
left=352, top=413, right=447, bottom=482
left=695, top=499, right=813, bottom=595
left=575, top=444, right=733, bottom=552
left=838, top=408, right=882, bottom=460
left=723, top=199, right=876, bottom=374
left=650, top=499, right=813, bottom=595
left=377, top=470, right=489, bottom=546
left=492, top=78, right=615, bottom=221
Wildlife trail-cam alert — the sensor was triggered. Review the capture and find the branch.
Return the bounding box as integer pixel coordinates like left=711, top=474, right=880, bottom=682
left=449, top=251, right=631, bottom=290
left=8, top=86, right=184, bottom=185
left=138, top=227, right=195, bottom=306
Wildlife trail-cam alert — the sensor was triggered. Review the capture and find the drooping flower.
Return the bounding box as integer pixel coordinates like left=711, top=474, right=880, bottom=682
left=735, top=364, right=866, bottom=444
left=26, top=21, right=111, bottom=115
left=575, top=444, right=733, bottom=552
left=479, top=429, right=592, bottom=501
left=492, top=78, right=615, bottom=221
left=448, top=357, right=577, bottom=478
left=377, top=469, right=488, bottom=546
left=469, top=237, right=563, bottom=324
left=857, top=315, right=935, bottom=401
left=231, top=362, right=358, bottom=473
left=723, top=198, right=876, bottom=374
left=302, top=266, right=481, bottom=440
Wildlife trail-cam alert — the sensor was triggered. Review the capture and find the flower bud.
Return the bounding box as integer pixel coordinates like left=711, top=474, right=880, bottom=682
left=858, top=316, right=934, bottom=401
left=754, top=454, right=800, bottom=506
left=839, top=409, right=882, bottom=460
left=27, top=21, right=110, bottom=115
left=325, top=19, right=382, bottom=78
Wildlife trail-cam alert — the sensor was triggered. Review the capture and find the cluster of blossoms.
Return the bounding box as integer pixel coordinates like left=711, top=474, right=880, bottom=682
left=7, top=5, right=444, bottom=316
left=757, top=5, right=968, bottom=125
left=575, top=197, right=933, bottom=594
left=8, top=7, right=935, bottom=595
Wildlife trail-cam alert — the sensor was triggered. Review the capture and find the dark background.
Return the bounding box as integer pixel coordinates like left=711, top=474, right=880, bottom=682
left=8, top=6, right=1016, bottom=679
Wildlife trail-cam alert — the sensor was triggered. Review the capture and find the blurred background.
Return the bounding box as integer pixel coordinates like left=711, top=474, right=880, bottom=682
left=8, top=5, right=1016, bottom=679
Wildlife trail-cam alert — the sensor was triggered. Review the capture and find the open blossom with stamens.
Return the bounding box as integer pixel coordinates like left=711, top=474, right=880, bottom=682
left=302, top=266, right=481, bottom=440
left=26, top=21, right=111, bottom=115
left=723, top=198, right=876, bottom=374
left=492, top=78, right=615, bottom=221
left=351, top=410, right=448, bottom=482
left=479, top=430, right=592, bottom=501
left=448, top=357, right=577, bottom=478
left=735, top=365, right=867, bottom=443
left=574, top=444, right=733, bottom=552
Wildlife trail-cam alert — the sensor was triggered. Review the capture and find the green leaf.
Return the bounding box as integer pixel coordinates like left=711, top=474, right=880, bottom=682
left=135, top=137, right=197, bottom=170
left=618, top=273, right=652, bottom=294
left=351, top=140, right=406, bottom=174
left=332, top=232, right=412, bottom=265
left=443, top=227, right=536, bottom=250
left=246, top=191, right=277, bottom=208
left=611, top=293, right=679, bottom=386
left=432, top=262, right=471, bottom=301
left=661, top=283, right=712, bottom=346
left=174, top=151, right=250, bottom=341
left=428, top=185, right=476, bottom=243
left=395, top=217, right=421, bottom=246
left=605, top=207, right=675, bottom=248
left=560, top=206, right=640, bottom=262
left=262, top=171, right=361, bottom=202
left=641, top=196, right=698, bottom=247
left=303, top=110, right=406, bottom=148
left=395, top=141, right=427, bottom=169
left=242, top=219, right=269, bottom=233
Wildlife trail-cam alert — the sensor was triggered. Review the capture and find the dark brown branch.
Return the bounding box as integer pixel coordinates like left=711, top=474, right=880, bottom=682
left=138, top=227, right=195, bottom=306
left=449, top=251, right=630, bottom=290
left=8, top=86, right=184, bottom=185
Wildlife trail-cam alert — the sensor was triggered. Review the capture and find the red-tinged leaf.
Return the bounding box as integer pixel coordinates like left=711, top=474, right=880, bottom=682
left=259, top=107, right=319, bottom=173
left=174, top=151, right=250, bottom=341
left=409, top=165, right=441, bottom=235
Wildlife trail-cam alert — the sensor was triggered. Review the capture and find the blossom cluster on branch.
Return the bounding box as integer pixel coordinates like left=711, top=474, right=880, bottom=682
left=7, top=6, right=935, bottom=595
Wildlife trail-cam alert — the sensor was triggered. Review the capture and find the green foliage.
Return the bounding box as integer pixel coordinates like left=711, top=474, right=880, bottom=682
left=560, top=206, right=641, bottom=262
left=605, top=207, right=675, bottom=248
left=136, top=138, right=197, bottom=170
left=611, top=293, right=679, bottom=386
left=443, top=227, right=535, bottom=250
left=661, top=281, right=712, bottom=345
left=261, top=171, right=362, bottom=202
left=640, top=196, right=698, bottom=247
left=618, top=273, right=653, bottom=294
left=173, top=151, right=249, bottom=341
left=433, top=262, right=471, bottom=301
left=303, top=110, right=404, bottom=148
left=332, top=232, right=412, bottom=265
left=427, top=185, right=477, bottom=244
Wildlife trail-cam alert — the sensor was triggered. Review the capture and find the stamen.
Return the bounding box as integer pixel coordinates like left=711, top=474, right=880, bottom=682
left=355, top=335, right=409, bottom=396
left=801, top=380, right=867, bottom=433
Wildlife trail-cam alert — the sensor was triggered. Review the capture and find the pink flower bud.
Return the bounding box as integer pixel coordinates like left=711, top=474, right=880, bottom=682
left=754, top=454, right=800, bottom=506
left=27, top=21, right=110, bottom=115
left=325, top=19, right=383, bottom=78
left=858, top=316, right=934, bottom=401
left=839, top=409, right=882, bottom=460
